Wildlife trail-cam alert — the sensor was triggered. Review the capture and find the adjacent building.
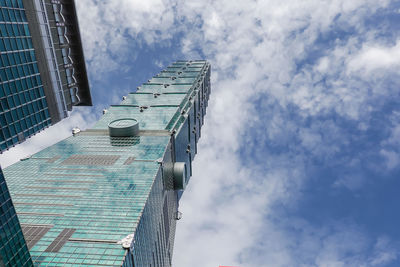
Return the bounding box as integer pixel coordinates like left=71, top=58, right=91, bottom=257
left=0, top=0, right=91, bottom=152
left=0, top=166, right=32, bottom=266
left=3, top=60, right=211, bottom=266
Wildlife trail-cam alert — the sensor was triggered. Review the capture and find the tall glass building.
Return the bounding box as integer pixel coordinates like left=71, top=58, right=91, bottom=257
left=3, top=60, right=211, bottom=266
left=0, top=166, right=32, bottom=266
left=0, top=0, right=91, bottom=152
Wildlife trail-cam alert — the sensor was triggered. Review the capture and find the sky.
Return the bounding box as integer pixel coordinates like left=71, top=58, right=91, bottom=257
left=1, top=0, right=400, bottom=266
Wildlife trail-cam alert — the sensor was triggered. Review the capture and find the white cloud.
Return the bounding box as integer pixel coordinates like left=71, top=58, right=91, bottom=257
left=347, top=40, right=400, bottom=73
left=3, top=0, right=399, bottom=266
left=380, top=149, right=400, bottom=170
left=173, top=0, right=398, bottom=266
left=75, top=0, right=176, bottom=77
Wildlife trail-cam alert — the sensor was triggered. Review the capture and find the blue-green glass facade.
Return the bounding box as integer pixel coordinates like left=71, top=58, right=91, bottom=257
left=0, top=166, right=32, bottom=266
left=3, top=60, right=211, bottom=266
left=0, top=1, right=51, bottom=151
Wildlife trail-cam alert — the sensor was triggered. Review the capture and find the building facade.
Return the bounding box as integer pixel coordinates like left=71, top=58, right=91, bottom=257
left=0, top=166, right=32, bottom=266
left=3, top=60, right=211, bottom=266
left=0, top=0, right=91, bottom=152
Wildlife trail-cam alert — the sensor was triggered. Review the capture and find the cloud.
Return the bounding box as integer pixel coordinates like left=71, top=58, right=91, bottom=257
left=3, top=0, right=400, bottom=266
left=75, top=0, right=176, bottom=77
left=347, top=40, right=400, bottom=73
left=173, top=0, right=399, bottom=266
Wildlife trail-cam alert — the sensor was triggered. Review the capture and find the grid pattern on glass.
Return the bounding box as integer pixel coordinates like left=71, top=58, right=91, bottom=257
left=0, top=1, right=51, bottom=152
left=0, top=167, right=33, bottom=266
left=93, top=106, right=180, bottom=131
left=3, top=61, right=210, bottom=266
left=122, top=93, right=186, bottom=107
left=4, top=134, right=170, bottom=265
left=138, top=83, right=193, bottom=93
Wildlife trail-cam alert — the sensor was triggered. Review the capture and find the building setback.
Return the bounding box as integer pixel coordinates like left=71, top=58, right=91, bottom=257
left=0, top=0, right=91, bottom=152
left=4, top=60, right=211, bottom=266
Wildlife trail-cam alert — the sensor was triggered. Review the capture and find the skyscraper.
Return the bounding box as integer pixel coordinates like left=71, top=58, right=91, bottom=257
left=0, top=166, right=32, bottom=266
left=0, top=0, right=91, bottom=152
left=3, top=60, right=211, bottom=266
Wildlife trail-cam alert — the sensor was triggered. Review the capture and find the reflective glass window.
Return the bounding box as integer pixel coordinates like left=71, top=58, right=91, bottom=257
left=25, top=117, right=31, bottom=127
left=16, top=38, right=22, bottom=50
left=16, top=107, right=22, bottom=119
left=0, top=113, right=5, bottom=125
left=17, top=65, right=24, bottom=77
left=15, top=80, right=21, bottom=92
left=15, top=52, right=21, bottom=64
left=6, top=24, right=13, bottom=35
left=7, top=53, right=14, bottom=65
left=20, top=118, right=26, bottom=130
left=12, top=24, right=19, bottom=36
left=5, top=68, right=12, bottom=80
left=13, top=95, right=20, bottom=106
left=32, top=63, right=38, bottom=73
left=9, top=82, right=16, bottom=94
left=23, top=24, right=29, bottom=35
left=21, top=78, right=27, bottom=90
left=27, top=103, right=32, bottom=113
left=29, top=50, right=35, bottom=61
left=14, top=9, right=21, bottom=22
left=1, top=54, right=9, bottom=65
left=0, top=70, right=6, bottom=81
left=22, top=105, right=27, bottom=115
left=9, top=124, right=16, bottom=135
left=24, top=91, right=29, bottom=102
left=0, top=85, right=4, bottom=98
left=20, top=10, right=26, bottom=22
left=19, top=92, right=25, bottom=103
left=4, top=110, right=11, bottom=121
left=0, top=24, right=6, bottom=36
left=15, top=121, right=21, bottom=132
left=3, top=38, right=11, bottom=50
left=0, top=39, right=5, bottom=51
left=27, top=38, right=32, bottom=48
left=32, top=76, right=37, bottom=87
left=10, top=38, right=17, bottom=50
left=20, top=50, right=26, bottom=62
left=28, top=63, right=33, bottom=73
left=11, top=66, right=18, bottom=78
left=3, top=83, right=10, bottom=95
left=21, top=38, right=27, bottom=49
left=11, top=109, right=17, bottom=120
left=3, top=127, right=10, bottom=139
left=26, top=76, right=32, bottom=88
left=8, top=96, right=15, bottom=108
left=2, top=9, right=10, bottom=22
left=9, top=9, right=16, bottom=22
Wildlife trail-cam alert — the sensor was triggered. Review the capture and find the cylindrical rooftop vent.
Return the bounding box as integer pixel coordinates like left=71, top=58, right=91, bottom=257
left=108, top=118, right=139, bottom=137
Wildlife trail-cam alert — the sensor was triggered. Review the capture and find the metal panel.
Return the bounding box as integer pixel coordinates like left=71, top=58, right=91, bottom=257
left=124, top=157, right=136, bottom=165
left=44, top=228, right=76, bottom=252
left=21, top=225, right=52, bottom=249
left=61, top=155, right=120, bottom=166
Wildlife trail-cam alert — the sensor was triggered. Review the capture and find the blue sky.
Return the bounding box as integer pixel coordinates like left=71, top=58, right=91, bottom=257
left=1, top=0, right=400, bottom=266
